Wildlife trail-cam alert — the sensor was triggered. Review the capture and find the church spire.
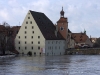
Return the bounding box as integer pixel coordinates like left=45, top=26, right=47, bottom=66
left=60, top=6, right=64, bottom=17
left=84, top=29, right=86, bottom=34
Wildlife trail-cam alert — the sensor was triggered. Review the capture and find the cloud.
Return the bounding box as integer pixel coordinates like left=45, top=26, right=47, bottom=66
left=0, top=8, right=10, bottom=21
left=0, top=0, right=100, bottom=37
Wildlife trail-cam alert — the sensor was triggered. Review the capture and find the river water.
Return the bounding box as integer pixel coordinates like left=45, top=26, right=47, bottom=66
left=0, top=55, right=100, bottom=75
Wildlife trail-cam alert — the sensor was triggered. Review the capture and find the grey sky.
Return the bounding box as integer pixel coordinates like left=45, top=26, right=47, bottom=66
left=0, top=0, right=100, bottom=37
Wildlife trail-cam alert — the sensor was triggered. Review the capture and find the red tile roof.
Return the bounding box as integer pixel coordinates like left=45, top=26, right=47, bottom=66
left=72, top=33, right=88, bottom=43
left=57, top=17, right=68, bottom=23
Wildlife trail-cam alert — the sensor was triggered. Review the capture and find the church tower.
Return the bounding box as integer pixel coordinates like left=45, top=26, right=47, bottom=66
left=57, top=7, right=68, bottom=40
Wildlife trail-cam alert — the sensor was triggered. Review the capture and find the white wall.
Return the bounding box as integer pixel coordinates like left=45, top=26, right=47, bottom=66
left=85, top=38, right=93, bottom=47
left=15, top=10, right=45, bottom=55
left=45, top=40, right=65, bottom=55
left=67, top=33, right=75, bottom=48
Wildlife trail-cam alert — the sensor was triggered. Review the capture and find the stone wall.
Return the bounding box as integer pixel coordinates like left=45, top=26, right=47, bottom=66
left=65, top=48, right=100, bottom=55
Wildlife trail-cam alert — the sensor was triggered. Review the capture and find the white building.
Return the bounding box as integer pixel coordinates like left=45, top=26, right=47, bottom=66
left=15, top=10, right=65, bottom=56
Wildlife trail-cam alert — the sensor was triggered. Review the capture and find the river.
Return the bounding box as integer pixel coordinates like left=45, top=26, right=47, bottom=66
left=0, top=55, right=100, bottom=75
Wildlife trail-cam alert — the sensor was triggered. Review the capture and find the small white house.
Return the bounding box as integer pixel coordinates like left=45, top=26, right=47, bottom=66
left=15, top=10, right=65, bottom=56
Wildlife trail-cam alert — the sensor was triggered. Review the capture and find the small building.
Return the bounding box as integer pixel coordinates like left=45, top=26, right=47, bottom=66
left=56, top=7, right=93, bottom=49
left=71, top=33, right=93, bottom=48
left=15, top=10, right=65, bottom=56
left=90, top=37, right=97, bottom=43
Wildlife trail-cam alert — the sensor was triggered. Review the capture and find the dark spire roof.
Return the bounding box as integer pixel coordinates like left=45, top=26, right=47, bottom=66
left=30, top=10, right=65, bottom=40
left=60, top=7, right=64, bottom=17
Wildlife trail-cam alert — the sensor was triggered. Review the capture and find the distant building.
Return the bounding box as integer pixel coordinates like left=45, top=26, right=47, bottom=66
left=90, top=37, right=97, bottom=43
left=71, top=33, right=93, bottom=47
left=56, top=7, right=93, bottom=49
left=15, top=10, right=65, bottom=56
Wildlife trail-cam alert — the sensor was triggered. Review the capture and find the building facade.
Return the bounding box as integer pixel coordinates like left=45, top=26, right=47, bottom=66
left=15, top=10, right=65, bottom=56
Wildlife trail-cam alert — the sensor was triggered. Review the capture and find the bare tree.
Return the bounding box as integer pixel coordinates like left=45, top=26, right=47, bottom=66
left=0, top=23, right=14, bottom=55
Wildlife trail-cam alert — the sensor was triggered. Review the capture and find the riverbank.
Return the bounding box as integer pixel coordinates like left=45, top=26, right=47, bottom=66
left=0, top=54, right=17, bottom=59
left=65, top=48, right=100, bottom=55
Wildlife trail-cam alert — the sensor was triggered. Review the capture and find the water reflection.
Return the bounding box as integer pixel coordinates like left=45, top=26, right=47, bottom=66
left=0, top=55, right=100, bottom=75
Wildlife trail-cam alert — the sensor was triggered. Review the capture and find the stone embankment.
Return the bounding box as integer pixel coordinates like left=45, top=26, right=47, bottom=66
left=65, top=48, right=100, bottom=55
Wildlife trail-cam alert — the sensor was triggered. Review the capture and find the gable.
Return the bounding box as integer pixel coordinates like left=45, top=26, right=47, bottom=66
left=30, top=10, right=65, bottom=40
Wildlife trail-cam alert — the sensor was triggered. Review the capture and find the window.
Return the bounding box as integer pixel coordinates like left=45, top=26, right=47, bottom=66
left=25, top=47, right=27, bottom=50
left=50, top=46, right=51, bottom=49
left=25, top=31, right=27, bottom=34
left=32, top=31, right=34, bottom=33
left=19, top=36, right=20, bottom=39
left=52, top=41, right=53, bottom=44
left=59, top=41, right=61, bottom=44
left=30, top=21, right=32, bottom=24
left=25, top=41, right=27, bottom=44
left=38, top=46, right=40, bottom=50
left=19, top=47, right=20, bottom=50
left=55, top=46, right=57, bottom=49
left=19, top=41, right=20, bottom=44
left=38, top=36, right=40, bottom=39
left=32, top=26, right=34, bottom=29
left=32, top=47, right=33, bottom=49
left=28, top=17, right=30, bottom=19
left=56, top=41, right=57, bottom=44
left=31, top=41, right=33, bottom=44
left=38, top=41, right=40, bottom=44
left=59, top=46, right=60, bottom=49
left=25, top=36, right=27, bottom=39
left=80, top=39, right=82, bottom=41
left=48, top=47, right=49, bottom=49
left=25, top=26, right=27, bottom=29
left=31, top=36, right=33, bottom=39
left=48, top=41, right=49, bottom=44
left=26, top=21, right=28, bottom=24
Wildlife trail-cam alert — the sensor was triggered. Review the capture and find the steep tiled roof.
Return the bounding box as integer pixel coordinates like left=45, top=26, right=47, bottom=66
left=57, top=17, right=68, bottom=23
left=30, top=10, right=65, bottom=40
left=11, top=26, right=21, bottom=31
left=68, top=29, right=71, bottom=33
left=71, top=33, right=88, bottom=43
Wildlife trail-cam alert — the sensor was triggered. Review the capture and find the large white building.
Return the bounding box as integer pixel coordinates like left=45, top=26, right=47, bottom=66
left=15, top=10, right=65, bottom=56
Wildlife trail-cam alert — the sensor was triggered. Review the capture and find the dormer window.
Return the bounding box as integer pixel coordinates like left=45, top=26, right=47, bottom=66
left=80, top=35, right=82, bottom=38
left=74, top=36, right=76, bottom=38
left=80, top=39, right=82, bottom=41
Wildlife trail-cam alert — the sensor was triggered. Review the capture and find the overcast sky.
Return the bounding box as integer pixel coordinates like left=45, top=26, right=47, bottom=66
left=0, top=0, right=100, bottom=37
